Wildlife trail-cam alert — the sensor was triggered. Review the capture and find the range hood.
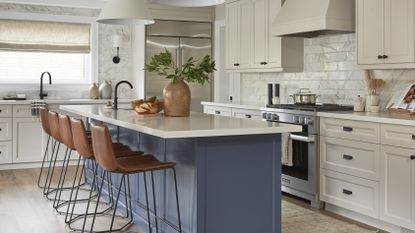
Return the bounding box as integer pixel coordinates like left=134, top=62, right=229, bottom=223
left=272, top=0, right=355, bottom=38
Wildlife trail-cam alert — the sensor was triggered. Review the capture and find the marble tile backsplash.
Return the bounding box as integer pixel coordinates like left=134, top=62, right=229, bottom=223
left=0, top=3, right=134, bottom=99
left=240, top=33, right=415, bottom=109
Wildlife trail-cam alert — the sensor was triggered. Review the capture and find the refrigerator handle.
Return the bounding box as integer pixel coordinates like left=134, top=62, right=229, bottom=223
left=176, top=48, right=180, bottom=68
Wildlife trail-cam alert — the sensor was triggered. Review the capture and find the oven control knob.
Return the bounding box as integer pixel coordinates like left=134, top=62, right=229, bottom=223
left=272, top=113, right=279, bottom=121
left=267, top=113, right=272, bottom=120
left=298, top=117, right=305, bottom=124
left=262, top=112, right=267, bottom=119
left=305, top=118, right=313, bottom=125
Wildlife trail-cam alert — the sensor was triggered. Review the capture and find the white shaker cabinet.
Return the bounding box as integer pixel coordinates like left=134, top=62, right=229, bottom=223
left=225, top=0, right=303, bottom=72
left=357, top=0, right=415, bottom=68
left=380, top=145, right=415, bottom=230
left=12, top=117, right=44, bottom=163
left=225, top=0, right=252, bottom=70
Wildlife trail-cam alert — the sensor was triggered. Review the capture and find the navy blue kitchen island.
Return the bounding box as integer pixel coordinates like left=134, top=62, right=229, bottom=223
left=61, top=105, right=301, bottom=233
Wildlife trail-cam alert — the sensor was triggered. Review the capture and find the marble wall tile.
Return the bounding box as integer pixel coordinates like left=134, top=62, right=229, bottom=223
left=240, top=34, right=415, bottom=109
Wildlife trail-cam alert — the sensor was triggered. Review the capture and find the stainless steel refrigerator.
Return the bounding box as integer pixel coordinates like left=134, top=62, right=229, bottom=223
left=145, top=20, right=212, bottom=112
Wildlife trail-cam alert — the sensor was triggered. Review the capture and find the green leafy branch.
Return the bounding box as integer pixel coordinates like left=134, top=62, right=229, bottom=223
left=145, top=49, right=216, bottom=85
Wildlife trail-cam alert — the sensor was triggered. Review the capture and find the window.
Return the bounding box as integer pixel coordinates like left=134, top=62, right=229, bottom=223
left=0, top=18, right=94, bottom=84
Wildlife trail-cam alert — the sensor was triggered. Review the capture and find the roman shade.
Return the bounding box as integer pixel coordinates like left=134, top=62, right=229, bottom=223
left=0, top=19, right=91, bottom=53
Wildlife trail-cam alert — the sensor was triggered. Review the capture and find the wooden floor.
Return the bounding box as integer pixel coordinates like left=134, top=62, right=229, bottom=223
left=0, top=168, right=387, bottom=233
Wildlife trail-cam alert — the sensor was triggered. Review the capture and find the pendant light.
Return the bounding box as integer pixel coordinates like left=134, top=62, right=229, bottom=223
left=148, top=0, right=224, bottom=7
left=97, top=0, right=155, bottom=25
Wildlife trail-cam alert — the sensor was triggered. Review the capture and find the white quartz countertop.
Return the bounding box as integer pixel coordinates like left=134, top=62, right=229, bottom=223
left=0, top=98, right=131, bottom=105
left=201, top=101, right=262, bottom=110
left=61, top=105, right=301, bottom=139
left=318, top=111, right=415, bottom=126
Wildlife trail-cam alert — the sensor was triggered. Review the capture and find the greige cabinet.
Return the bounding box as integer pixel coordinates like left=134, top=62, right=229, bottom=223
left=225, top=0, right=303, bottom=72
left=225, top=0, right=252, bottom=70
left=13, top=117, right=45, bottom=163
left=357, top=0, right=415, bottom=68
left=380, top=145, right=415, bottom=230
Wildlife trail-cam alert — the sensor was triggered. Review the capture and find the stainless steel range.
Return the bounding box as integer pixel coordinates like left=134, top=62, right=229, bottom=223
left=261, top=104, right=353, bottom=208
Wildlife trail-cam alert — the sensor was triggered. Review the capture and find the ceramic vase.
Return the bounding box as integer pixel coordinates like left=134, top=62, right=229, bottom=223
left=163, top=80, right=191, bottom=117
left=99, top=80, right=112, bottom=99
left=89, top=83, right=99, bottom=99
left=365, top=95, right=380, bottom=112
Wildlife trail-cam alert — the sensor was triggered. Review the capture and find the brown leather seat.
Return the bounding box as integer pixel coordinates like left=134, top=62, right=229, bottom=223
left=59, top=114, right=76, bottom=150
left=91, top=124, right=175, bottom=173
left=48, top=111, right=62, bottom=143
left=40, top=107, right=51, bottom=136
left=70, top=118, right=138, bottom=159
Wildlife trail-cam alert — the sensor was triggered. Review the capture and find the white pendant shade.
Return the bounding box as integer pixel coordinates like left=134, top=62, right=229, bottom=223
left=97, top=0, right=155, bottom=25
left=149, top=0, right=224, bottom=7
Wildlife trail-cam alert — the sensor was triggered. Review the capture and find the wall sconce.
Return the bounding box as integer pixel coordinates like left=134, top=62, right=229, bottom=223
left=112, top=35, right=122, bottom=64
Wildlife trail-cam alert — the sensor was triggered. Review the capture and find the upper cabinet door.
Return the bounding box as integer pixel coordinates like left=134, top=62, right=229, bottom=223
left=238, top=0, right=252, bottom=69
left=267, top=0, right=282, bottom=68
left=384, top=0, right=415, bottom=64
left=251, top=0, right=268, bottom=68
left=357, top=0, right=385, bottom=65
left=225, top=1, right=240, bottom=69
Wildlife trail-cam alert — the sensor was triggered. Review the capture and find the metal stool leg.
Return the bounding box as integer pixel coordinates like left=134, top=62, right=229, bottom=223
left=37, top=135, right=51, bottom=188
left=88, top=170, right=107, bottom=233
left=65, top=157, right=86, bottom=223
left=143, top=172, right=152, bottom=233
left=44, top=142, right=61, bottom=196
left=53, top=148, right=70, bottom=208
left=42, top=139, right=56, bottom=195
left=109, top=174, right=125, bottom=232
left=172, top=168, right=182, bottom=233
left=79, top=161, right=100, bottom=232
left=150, top=171, right=159, bottom=233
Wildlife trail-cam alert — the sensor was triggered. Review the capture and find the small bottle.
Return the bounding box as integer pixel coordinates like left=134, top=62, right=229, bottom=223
left=354, top=95, right=364, bottom=112
left=272, top=83, right=280, bottom=105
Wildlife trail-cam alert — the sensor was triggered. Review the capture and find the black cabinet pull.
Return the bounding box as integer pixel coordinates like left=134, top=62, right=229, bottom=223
left=343, top=126, right=353, bottom=132
left=245, top=114, right=252, bottom=119
left=215, top=111, right=221, bottom=115
left=260, top=62, right=268, bottom=65
left=377, top=55, right=383, bottom=59
left=0, top=151, right=2, bottom=154
left=343, top=154, right=353, bottom=160
left=233, top=63, right=240, bottom=67
left=412, top=135, right=415, bottom=140
left=0, top=128, right=2, bottom=131
left=410, top=155, right=415, bottom=160
left=0, top=109, right=2, bottom=113
left=342, top=189, right=353, bottom=195
left=382, top=55, right=388, bottom=59
left=263, top=62, right=267, bottom=65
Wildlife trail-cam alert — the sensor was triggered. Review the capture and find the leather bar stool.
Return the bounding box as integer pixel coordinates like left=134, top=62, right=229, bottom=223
left=67, top=118, right=142, bottom=232
left=43, top=110, right=67, bottom=197
left=90, top=124, right=182, bottom=233
left=37, top=107, right=53, bottom=189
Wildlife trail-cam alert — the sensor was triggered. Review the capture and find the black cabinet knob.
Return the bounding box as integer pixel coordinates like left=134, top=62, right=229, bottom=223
left=215, top=111, right=221, bottom=115
left=410, top=155, right=415, bottom=160
left=343, top=154, right=354, bottom=160
left=245, top=114, right=252, bottom=119
left=342, top=189, right=353, bottom=195
left=382, top=55, right=388, bottom=59
left=343, top=126, right=353, bottom=132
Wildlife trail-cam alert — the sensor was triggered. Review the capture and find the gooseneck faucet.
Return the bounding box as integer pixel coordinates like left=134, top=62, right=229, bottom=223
left=40, top=72, right=52, bottom=100
left=113, top=80, right=133, bottom=110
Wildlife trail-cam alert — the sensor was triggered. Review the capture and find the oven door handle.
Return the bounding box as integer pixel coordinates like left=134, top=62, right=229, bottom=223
left=289, top=134, right=315, bottom=143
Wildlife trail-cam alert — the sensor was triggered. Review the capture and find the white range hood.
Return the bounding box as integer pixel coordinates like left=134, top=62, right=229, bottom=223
left=272, top=0, right=355, bottom=38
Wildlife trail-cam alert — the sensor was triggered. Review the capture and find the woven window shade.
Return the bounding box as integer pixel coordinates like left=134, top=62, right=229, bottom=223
left=0, top=19, right=90, bottom=53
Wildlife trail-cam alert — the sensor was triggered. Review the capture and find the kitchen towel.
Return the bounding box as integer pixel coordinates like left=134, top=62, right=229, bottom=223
left=281, top=133, right=293, bottom=166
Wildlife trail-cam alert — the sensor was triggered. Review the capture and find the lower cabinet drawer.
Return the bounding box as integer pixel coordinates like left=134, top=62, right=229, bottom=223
left=381, top=124, right=415, bottom=149
left=203, top=106, right=232, bottom=117
left=0, top=141, right=12, bottom=164
left=320, top=169, right=379, bottom=218
left=0, top=118, right=12, bottom=141
left=231, top=108, right=262, bottom=120
left=320, top=137, right=380, bottom=181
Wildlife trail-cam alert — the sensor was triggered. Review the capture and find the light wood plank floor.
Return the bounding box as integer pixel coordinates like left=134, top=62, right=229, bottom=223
left=0, top=168, right=387, bottom=233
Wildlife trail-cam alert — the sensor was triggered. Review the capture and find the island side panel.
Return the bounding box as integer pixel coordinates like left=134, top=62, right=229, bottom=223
left=196, top=134, right=282, bottom=233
